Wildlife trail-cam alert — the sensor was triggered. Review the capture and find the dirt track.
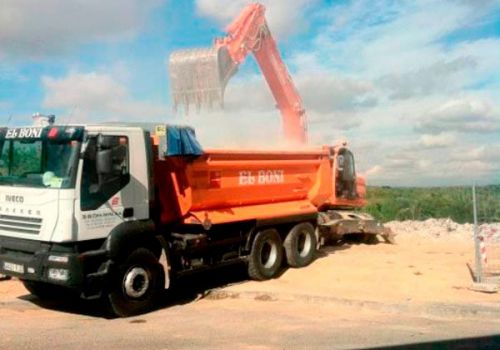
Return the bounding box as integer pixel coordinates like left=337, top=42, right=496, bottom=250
left=1, top=230, right=500, bottom=349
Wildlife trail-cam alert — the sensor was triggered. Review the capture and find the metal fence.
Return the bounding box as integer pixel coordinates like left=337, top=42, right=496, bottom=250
left=472, top=184, right=500, bottom=287
left=477, top=224, right=500, bottom=283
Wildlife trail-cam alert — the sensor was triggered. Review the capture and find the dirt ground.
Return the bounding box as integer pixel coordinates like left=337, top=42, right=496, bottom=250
left=1, top=230, right=500, bottom=349
left=220, top=233, right=499, bottom=305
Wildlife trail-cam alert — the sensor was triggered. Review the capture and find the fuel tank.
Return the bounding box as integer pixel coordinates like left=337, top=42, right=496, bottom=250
left=154, top=148, right=334, bottom=226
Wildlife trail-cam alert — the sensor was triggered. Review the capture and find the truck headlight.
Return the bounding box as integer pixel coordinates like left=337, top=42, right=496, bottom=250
left=48, top=268, right=69, bottom=281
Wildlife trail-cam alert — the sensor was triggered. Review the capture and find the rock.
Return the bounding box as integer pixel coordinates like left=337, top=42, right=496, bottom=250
left=384, top=219, right=500, bottom=240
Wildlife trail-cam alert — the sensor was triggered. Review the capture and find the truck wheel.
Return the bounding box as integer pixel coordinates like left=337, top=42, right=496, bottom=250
left=107, top=247, right=164, bottom=317
left=248, top=229, right=283, bottom=281
left=284, top=222, right=317, bottom=268
left=22, top=280, right=69, bottom=299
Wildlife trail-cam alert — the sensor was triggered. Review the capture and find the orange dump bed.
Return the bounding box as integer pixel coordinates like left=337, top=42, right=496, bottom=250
left=154, top=148, right=337, bottom=226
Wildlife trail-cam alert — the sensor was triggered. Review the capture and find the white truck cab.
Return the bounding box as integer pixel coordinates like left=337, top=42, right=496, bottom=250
left=0, top=123, right=159, bottom=314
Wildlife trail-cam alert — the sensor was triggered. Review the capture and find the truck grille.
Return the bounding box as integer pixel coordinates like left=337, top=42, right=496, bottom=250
left=0, top=214, right=42, bottom=235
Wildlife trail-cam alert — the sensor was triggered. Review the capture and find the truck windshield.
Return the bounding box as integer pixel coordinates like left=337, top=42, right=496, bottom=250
left=0, top=126, right=83, bottom=189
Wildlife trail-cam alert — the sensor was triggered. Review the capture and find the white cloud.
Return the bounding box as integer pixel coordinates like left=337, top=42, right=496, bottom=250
left=417, top=98, right=500, bottom=134
left=42, top=71, right=167, bottom=122
left=195, top=0, right=318, bottom=38
left=301, top=0, right=500, bottom=91
left=297, top=73, right=377, bottom=113
left=222, top=72, right=375, bottom=113
left=356, top=136, right=500, bottom=186
left=451, top=145, right=500, bottom=163
left=277, top=0, right=500, bottom=186
left=432, top=98, right=493, bottom=120
left=0, top=0, right=164, bottom=58
left=377, top=57, right=477, bottom=100
left=419, top=132, right=457, bottom=148
left=364, top=165, right=383, bottom=177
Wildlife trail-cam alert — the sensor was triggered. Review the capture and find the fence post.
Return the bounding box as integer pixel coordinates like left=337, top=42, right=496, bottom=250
left=472, top=182, right=483, bottom=283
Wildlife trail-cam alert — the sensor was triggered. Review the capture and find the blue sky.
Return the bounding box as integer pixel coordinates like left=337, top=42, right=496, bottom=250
left=1, top=0, right=499, bottom=186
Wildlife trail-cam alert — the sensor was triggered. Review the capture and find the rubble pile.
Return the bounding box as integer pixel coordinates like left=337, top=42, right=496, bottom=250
left=479, top=223, right=500, bottom=243
left=385, top=218, right=500, bottom=240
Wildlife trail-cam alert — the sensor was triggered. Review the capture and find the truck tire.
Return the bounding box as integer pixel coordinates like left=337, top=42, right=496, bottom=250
left=248, top=229, right=283, bottom=281
left=22, top=280, right=69, bottom=300
left=107, top=247, right=164, bottom=317
left=284, top=222, right=317, bottom=268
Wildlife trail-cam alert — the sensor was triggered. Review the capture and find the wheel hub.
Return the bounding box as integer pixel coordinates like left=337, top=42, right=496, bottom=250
left=123, top=267, right=150, bottom=298
left=298, top=231, right=312, bottom=258
left=261, top=241, right=278, bottom=269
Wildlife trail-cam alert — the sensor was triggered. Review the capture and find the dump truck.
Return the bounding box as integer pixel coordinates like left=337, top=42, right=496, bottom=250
left=0, top=116, right=390, bottom=316
left=0, top=3, right=391, bottom=317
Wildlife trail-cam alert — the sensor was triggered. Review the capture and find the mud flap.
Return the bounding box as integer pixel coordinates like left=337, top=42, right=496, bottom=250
left=157, top=237, right=171, bottom=289
left=159, top=250, right=170, bottom=289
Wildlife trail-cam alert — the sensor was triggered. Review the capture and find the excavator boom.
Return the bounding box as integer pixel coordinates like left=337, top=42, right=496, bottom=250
left=168, top=3, right=307, bottom=143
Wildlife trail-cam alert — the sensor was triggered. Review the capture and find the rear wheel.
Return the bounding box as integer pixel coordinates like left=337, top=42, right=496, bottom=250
left=248, top=229, right=283, bottom=281
left=107, top=247, right=164, bottom=317
left=284, top=222, right=317, bottom=268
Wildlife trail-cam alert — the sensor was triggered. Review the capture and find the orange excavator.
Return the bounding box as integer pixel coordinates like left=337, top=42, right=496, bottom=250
left=169, top=3, right=306, bottom=143
left=168, top=2, right=392, bottom=243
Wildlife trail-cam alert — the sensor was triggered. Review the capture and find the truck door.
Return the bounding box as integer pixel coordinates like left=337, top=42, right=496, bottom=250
left=75, top=134, right=135, bottom=241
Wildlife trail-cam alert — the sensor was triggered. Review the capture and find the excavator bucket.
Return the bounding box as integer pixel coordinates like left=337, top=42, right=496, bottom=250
left=168, top=46, right=237, bottom=112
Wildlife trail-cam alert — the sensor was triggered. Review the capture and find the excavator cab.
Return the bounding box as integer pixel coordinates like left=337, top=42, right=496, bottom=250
left=168, top=46, right=237, bottom=112
left=335, top=148, right=358, bottom=200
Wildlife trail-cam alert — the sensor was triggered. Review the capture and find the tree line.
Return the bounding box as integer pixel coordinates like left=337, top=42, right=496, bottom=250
left=364, top=185, right=500, bottom=224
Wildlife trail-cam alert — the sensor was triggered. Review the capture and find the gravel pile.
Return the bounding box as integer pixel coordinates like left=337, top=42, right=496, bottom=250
left=385, top=218, right=500, bottom=240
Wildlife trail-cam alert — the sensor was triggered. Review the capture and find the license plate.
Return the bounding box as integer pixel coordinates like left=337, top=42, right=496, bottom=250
left=3, top=261, right=25, bottom=274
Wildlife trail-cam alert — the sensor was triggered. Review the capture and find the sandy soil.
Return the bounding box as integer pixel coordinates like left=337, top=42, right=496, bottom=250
left=1, top=224, right=499, bottom=349
left=220, top=234, right=499, bottom=307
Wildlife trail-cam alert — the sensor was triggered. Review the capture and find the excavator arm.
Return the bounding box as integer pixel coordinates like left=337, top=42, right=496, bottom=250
left=168, top=3, right=394, bottom=243
left=169, top=3, right=308, bottom=144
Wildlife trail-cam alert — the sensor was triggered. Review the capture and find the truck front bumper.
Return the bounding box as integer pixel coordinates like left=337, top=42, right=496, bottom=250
left=0, top=235, right=113, bottom=299
left=0, top=235, right=84, bottom=286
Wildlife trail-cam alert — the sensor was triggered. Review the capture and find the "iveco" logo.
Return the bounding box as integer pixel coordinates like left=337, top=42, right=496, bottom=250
left=5, top=195, right=24, bottom=203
